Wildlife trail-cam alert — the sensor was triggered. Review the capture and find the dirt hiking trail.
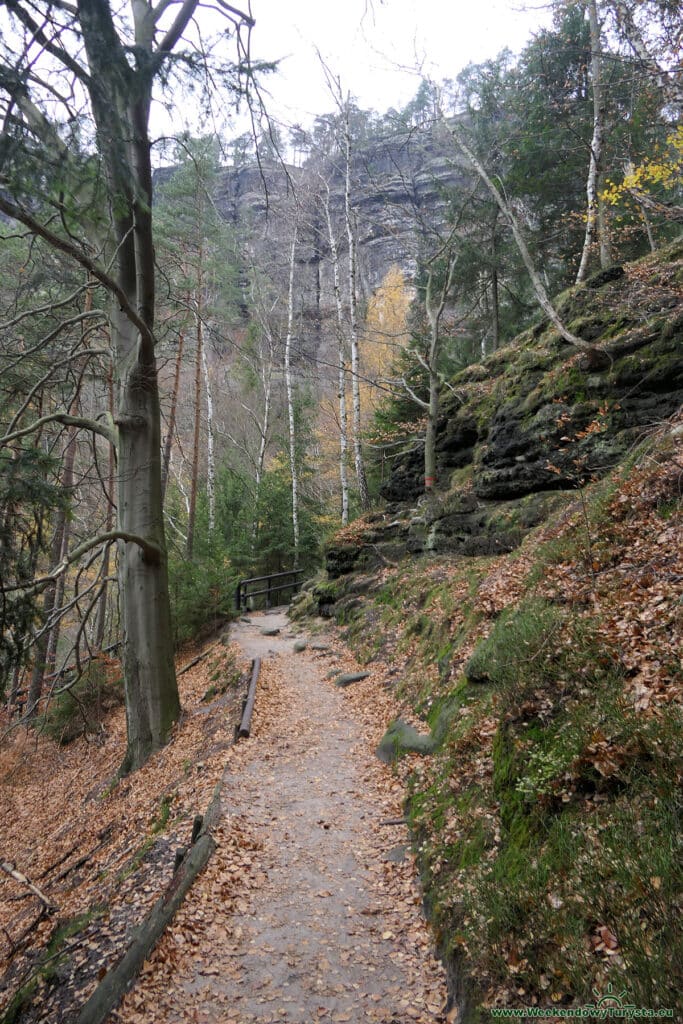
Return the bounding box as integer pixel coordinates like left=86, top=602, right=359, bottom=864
left=114, top=611, right=448, bottom=1024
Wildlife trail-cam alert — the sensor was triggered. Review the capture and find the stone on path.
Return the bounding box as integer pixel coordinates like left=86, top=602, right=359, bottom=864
left=260, top=626, right=281, bottom=636
left=376, top=718, right=436, bottom=763
left=333, top=671, right=370, bottom=688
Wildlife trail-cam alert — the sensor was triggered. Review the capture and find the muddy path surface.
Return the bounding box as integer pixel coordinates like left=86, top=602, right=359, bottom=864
left=114, top=611, right=447, bottom=1024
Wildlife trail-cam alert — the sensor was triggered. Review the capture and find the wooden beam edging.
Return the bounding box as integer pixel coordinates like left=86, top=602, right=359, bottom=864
left=178, top=639, right=221, bottom=676
left=238, top=657, right=261, bottom=739
left=75, top=781, right=224, bottom=1024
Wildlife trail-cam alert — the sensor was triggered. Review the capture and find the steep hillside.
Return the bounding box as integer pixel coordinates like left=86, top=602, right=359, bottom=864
left=294, top=242, right=683, bottom=1019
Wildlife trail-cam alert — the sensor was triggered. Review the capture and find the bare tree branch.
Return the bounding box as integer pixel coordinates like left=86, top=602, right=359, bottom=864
left=2, top=530, right=163, bottom=601
left=0, top=196, right=156, bottom=350
left=1, top=411, right=116, bottom=447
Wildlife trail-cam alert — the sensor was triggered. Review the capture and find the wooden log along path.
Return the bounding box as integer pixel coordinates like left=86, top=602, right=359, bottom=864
left=112, top=610, right=448, bottom=1024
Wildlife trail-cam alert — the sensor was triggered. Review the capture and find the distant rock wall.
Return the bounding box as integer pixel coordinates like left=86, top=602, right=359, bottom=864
left=209, top=126, right=464, bottom=322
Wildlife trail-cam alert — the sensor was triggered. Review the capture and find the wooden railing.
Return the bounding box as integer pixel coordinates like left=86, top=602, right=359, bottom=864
left=235, top=569, right=304, bottom=612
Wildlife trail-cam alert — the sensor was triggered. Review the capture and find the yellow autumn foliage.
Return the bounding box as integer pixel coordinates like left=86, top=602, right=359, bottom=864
left=602, top=126, right=683, bottom=207
left=360, top=265, right=412, bottom=415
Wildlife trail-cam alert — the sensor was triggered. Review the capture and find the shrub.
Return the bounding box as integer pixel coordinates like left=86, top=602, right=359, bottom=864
left=38, top=661, right=124, bottom=744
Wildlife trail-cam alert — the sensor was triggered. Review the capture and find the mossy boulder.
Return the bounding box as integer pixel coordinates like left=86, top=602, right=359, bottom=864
left=376, top=718, right=436, bottom=762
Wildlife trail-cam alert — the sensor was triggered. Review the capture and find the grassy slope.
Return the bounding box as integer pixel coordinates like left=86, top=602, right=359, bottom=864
left=318, top=244, right=683, bottom=1018
left=338, top=422, right=682, bottom=1018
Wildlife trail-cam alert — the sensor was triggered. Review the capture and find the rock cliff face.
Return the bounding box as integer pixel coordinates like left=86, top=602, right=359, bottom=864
left=321, top=239, right=683, bottom=580
left=211, top=125, right=464, bottom=320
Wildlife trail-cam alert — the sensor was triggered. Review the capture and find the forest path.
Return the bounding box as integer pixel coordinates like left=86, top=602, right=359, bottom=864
left=114, top=611, right=447, bottom=1024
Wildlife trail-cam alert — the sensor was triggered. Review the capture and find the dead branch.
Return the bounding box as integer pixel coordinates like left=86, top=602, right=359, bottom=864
left=0, top=859, right=58, bottom=911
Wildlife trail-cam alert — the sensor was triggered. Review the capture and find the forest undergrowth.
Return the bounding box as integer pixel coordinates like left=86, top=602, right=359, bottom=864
left=0, top=640, right=246, bottom=1024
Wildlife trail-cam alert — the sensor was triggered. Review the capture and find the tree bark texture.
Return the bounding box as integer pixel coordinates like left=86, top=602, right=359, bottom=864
left=28, top=410, right=78, bottom=712
left=95, top=368, right=116, bottom=651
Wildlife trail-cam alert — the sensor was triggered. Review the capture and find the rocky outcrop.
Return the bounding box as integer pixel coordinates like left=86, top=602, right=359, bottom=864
left=324, top=241, right=683, bottom=574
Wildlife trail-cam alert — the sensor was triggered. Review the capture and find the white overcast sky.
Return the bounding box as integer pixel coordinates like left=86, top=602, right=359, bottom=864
left=245, top=0, right=554, bottom=127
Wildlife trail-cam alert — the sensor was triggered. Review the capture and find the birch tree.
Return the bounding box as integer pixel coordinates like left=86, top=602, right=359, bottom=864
left=0, top=0, right=254, bottom=771
left=446, top=116, right=607, bottom=365
left=342, top=97, right=371, bottom=511
left=603, top=0, right=683, bottom=114
left=317, top=58, right=371, bottom=512
left=284, top=230, right=300, bottom=566
left=400, top=245, right=459, bottom=491
left=576, top=0, right=612, bottom=282
left=320, top=178, right=350, bottom=525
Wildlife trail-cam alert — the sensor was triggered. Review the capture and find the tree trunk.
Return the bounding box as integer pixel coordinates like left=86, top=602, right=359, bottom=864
left=577, top=0, right=611, bottom=282
left=284, top=231, right=300, bottom=567
left=95, top=367, right=115, bottom=651
left=424, top=364, right=439, bottom=490
left=250, top=358, right=272, bottom=553
left=343, top=99, right=370, bottom=511
left=490, top=216, right=500, bottom=351
left=115, top=312, right=179, bottom=774
left=187, top=292, right=203, bottom=559
left=448, top=119, right=601, bottom=359
left=422, top=256, right=457, bottom=490
left=201, top=343, right=216, bottom=534
left=161, top=330, right=185, bottom=501
left=28, top=410, right=78, bottom=710
left=322, top=182, right=350, bottom=525
left=638, top=202, right=657, bottom=252
left=27, top=507, right=67, bottom=715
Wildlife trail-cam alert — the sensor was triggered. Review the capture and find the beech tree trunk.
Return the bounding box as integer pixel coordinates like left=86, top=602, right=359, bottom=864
left=115, top=310, right=179, bottom=774
left=424, top=366, right=439, bottom=488
left=78, top=0, right=181, bottom=773
left=27, top=502, right=67, bottom=714
left=28, top=406, right=78, bottom=712
left=95, top=368, right=116, bottom=651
